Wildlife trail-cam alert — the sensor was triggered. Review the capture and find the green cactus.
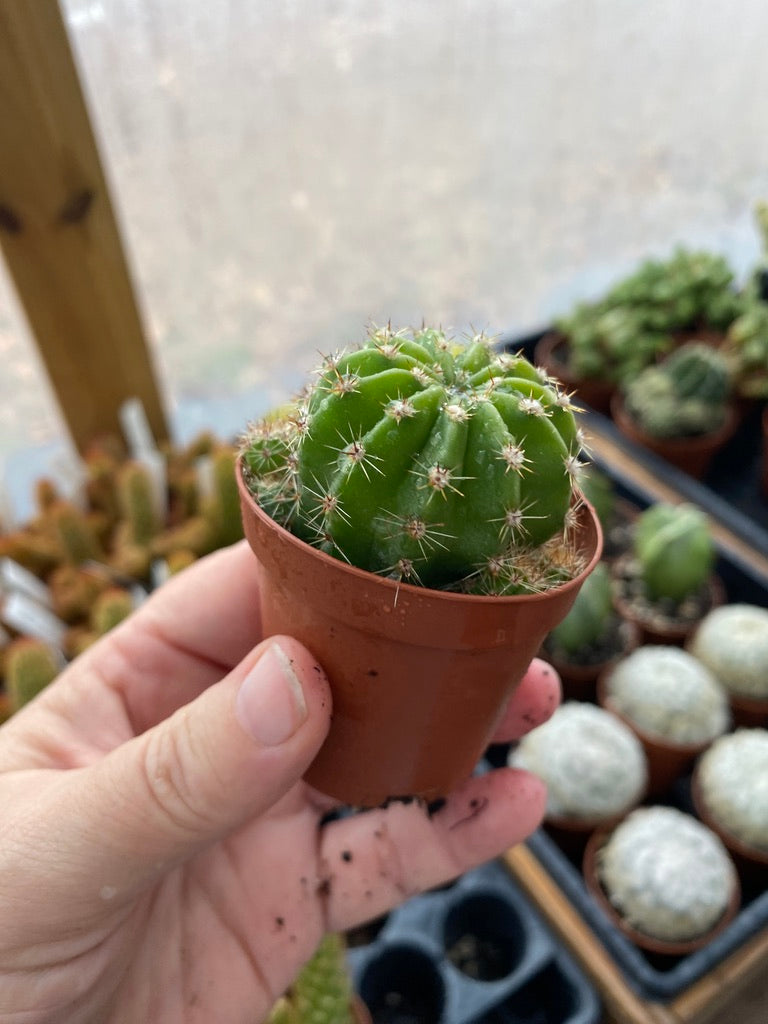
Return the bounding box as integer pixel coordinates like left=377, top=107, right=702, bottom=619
left=633, top=503, right=715, bottom=604
left=5, top=638, right=60, bottom=711
left=203, top=446, right=244, bottom=548
left=548, top=562, right=614, bottom=655
left=722, top=299, right=768, bottom=400
left=268, top=933, right=356, bottom=1024
left=623, top=343, right=731, bottom=439
left=577, top=465, right=617, bottom=532
left=91, top=588, right=134, bottom=636
left=243, top=326, right=586, bottom=595
left=48, top=500, right=103, bottom=564
left=117, top=461, right=161, bottom=547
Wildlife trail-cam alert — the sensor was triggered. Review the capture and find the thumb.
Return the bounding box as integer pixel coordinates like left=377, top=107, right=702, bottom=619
left=54, top=636, right=331, bottom=908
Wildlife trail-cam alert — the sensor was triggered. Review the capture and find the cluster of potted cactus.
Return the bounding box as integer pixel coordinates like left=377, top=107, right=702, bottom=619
left=0, top=430, right=242, bottom=714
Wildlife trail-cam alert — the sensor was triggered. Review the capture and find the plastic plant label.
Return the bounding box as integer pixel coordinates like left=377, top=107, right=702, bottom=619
left=1, top=592, right=68, bottom=647
left=0, top=558, right=53, bottom=608
left=120, top=397, right=157, bottom=457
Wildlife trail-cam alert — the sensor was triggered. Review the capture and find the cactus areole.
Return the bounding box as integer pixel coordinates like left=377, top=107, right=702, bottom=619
left=237, top=326, right=602, bottom=806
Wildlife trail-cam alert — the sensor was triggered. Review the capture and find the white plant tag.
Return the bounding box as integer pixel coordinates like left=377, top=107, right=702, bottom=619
left=1, top=593, right=68, bottom=647
left=0, top=559, right=53, bottom=608
left=195, top=455, right=215, bottom=502
left=120, top=397, right=156, bottom=457
left=151, top=560, right=171, bottom=590
left=49, top=445, right=88, bottom=510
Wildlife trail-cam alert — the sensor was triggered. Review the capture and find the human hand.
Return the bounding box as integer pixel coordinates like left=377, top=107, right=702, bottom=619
left=0, top=541, right=560, bottom=1024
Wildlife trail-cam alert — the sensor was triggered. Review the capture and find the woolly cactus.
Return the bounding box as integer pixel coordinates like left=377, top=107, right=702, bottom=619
left=508, top=702, right=647, bottom=822
left=4, top=638, right=60, bottom=712
left=697, top=729, right=768, bottom=852
left=689, top=604, right=768, bottom=700
left=598, top=806, right=736, bottom=943
left=623, top=343, right=731, bottom=440
left=603, top=646, right=730, bottom=744
left=268, top=933, right=356, bottom=1024
left=243, top=325, right=586, bottom=595
left=547, top=562, right=614, bottom=655
left=633, top=503, right=715, bottom=604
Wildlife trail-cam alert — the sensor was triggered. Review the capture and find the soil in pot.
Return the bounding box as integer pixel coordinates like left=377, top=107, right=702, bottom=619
left=534, top=332, right=615, bottom=414
left=611, top=555, right=725, bottom=646
left=360, top=945, right=444, bottom=1024
left=610, top=393, right=739, bottom=480
left=238, top=466, right=602, bottom=807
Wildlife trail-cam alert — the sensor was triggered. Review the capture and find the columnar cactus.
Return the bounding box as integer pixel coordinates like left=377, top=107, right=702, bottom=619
left=4, top=638, right=60, bottom=711
left=48, top=500, right=103, bottom=564
left=117, top=461, right=160, bottom=547
left=633, top=503, right=715, bottom=604
left=91, top=588, right=134, bottom=636
left=268, top=933, right=356, bottom=1024
left=242, top=325, right=586, bottom=595
left=623, top=343, right=731, bottom=439
left=547, top=562, right=614, bottom=655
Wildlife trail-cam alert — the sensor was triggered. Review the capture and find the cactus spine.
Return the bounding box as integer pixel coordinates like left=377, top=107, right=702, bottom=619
left=243, top=326, right=585, bottom=595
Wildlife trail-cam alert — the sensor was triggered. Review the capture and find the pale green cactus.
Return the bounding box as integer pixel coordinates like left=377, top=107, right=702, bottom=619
left=4, top=638, right=60, bottom=712
left=547, top=562, right=614, bottom=655
left=243, top=325, right=587, bottom=595
left=268, top=934, right=356, bottom=1024
left=633, top=503, right=715, bottom=604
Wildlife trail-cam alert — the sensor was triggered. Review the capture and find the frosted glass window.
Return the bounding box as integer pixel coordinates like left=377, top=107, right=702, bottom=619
left=9, top=0, right=768, bottom=452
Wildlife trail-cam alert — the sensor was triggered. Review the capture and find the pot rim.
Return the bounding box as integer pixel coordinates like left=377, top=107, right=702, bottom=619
left=237, top=457, right=603, bottom=608
left=583, top=825, right=742, bottom=956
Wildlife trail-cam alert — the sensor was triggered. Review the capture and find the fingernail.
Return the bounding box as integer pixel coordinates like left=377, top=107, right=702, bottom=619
left=236, top=641, right=308, bottom=746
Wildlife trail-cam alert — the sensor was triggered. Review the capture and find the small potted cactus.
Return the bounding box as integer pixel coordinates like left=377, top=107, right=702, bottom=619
left=692, top=729, right=768, bottom=880
left=2, top=637, right=61, bottom=713
left=507, top=702, right=648, bottom=852
left=541, top=562, right=640, bottom=701
left=598, top=645, right=730, bottom=795
left=612, top=502, right=723, bottom=645
left=611, top=342, right=738, bottom=479
left=584, top=806, right=740, bottom=956
left=238, top=324, right=602, bottom=806
left=688, top=604, right=768, bottom=727
left=268, top=933, right=371, bottom=1024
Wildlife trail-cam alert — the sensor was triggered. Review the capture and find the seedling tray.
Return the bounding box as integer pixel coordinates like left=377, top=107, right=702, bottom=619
left=347, top=860, right=601, bottom=1024
left=494, top=443, right=768, bottom=1024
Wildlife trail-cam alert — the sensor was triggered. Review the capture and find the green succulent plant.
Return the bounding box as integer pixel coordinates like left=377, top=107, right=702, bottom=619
left=623, top=343, right=732, bottom=439
left=633, top=503, right=715, bottom=604
left=4, top=638, right=60, bottom=712
left=268, top=933, right=356, bottom=1024
left=242, top=325, right=588, bottom=596
left=722, top=298, right=768, bottom=399
left=548, top=561, right=614, bottom=655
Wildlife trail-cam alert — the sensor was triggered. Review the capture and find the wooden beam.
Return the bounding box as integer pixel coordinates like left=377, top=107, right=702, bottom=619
left=0, top=0, right=169, bottom=453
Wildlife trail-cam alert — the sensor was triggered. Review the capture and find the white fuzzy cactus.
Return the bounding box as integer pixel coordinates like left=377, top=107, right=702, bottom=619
left=697, top=729, right=768, bottom=852
left=508, top=702, right=647, bottom=821
left=603, top=646, right=730, bottom=744
left=689, top=604, right=768, bottom=700
left=599, top=806, right=737, bottom=942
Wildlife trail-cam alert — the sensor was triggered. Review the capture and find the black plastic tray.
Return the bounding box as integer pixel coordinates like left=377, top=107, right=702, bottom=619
left=488, top=461, right=768, bottom=1004
left=347, top=860, right=601, bottom=1024
left=500, top=327, right=768, bottom=559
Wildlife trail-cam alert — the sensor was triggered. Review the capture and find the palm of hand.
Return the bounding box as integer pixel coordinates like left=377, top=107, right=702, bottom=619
left=0, top=543, right=555, bottom=1023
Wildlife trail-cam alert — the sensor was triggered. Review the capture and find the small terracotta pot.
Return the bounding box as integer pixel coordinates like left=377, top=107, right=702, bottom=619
left=543, top=618, right=641, bottom=703
left=544, top=802, right=640, bottom=862
left=583, top=827, right=741, bottom=956
left=238, top=463, right=603, bottom=807
left=597, top=674, right=714, bottom=797
left=612, top=559, right=726, bottom=647
left=352, top=994, right=373, bottom=1024
left=691, top=768, right=768, bottom=886
left=610, top=393, right=739, bottom=480
left=533, top=333, right=615, bottom=414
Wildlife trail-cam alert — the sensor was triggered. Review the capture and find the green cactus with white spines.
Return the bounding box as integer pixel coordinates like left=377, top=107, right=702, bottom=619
left=548, top=561, right=614, bottom=655
left=633, top=503, right=715, bottom=604
left=623, top=342, right=731, bottom=439
left=243, top=326, right=586, bottom=594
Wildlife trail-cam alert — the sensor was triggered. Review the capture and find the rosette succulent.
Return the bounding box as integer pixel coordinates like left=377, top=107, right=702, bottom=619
left=242, top=325, right=587, bottom=595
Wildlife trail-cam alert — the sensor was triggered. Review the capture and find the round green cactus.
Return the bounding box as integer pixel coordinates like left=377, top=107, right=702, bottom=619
left=243, top=326, right=587, bottom=594
left=548, top=561, right=614, bottom=655
left=623, top=343, right=731, bottom=440
left=633, top=503, right=715, bottom=604
left=269, top=933, right=355, bottom=1024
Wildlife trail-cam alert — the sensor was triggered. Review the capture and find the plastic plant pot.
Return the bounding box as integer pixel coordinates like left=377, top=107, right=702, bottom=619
left=238, top=463, right=602, bottom=807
